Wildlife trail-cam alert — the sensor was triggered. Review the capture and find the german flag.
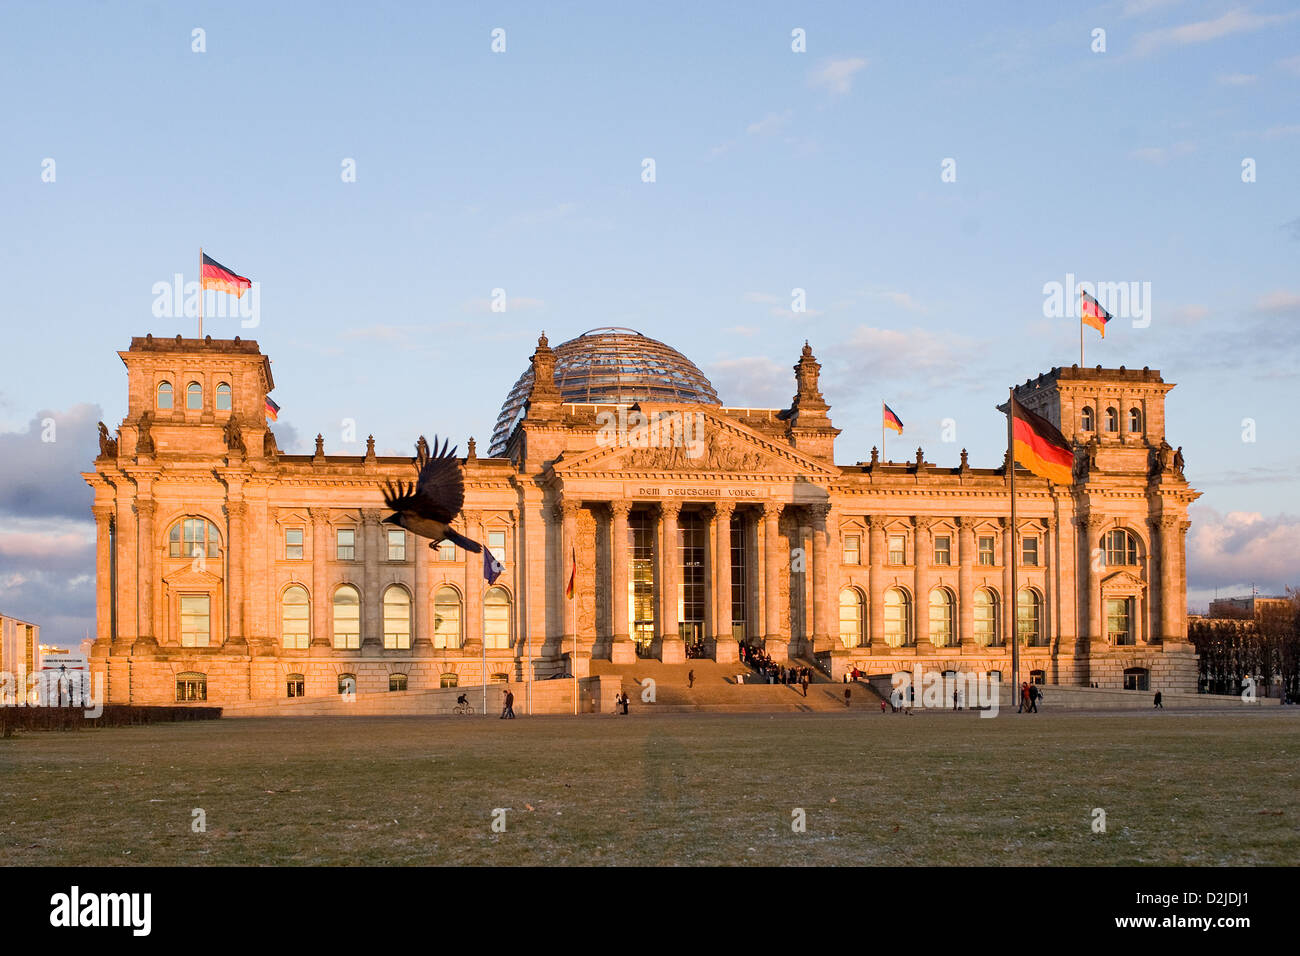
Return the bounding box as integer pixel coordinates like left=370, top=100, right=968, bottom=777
left=1009, top=395, right=1073, bottom=484
left=883, top=403, right=904, bottom=434
left=1081, top=289, right=1112, bottom=337
left=264, top=396, right=280, bottom=422
left=201, top=253, right=252, bottom=298
left=565, top=546, right=577, bottom=599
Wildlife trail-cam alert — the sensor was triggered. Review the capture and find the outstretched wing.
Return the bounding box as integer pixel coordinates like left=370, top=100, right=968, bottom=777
left=411, top=434, right=463, bottom=523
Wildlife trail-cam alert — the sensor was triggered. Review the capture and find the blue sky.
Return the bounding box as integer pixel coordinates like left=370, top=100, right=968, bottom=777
left=1, top=0, right=1297, bottom=642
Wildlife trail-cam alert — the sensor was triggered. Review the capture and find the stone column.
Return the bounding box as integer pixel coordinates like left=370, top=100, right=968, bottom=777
left=957, top=517, right=974, bottom=645
left=1001, top=516, right=1014, bottom=648
left=362, top=509, right=382, bottom=649
left=134, top=497, right=158, bottom=648
left=810, top=503, right=831, bottom=653
left=867, top=516, right=885, bottom=647
left=310, top=508, right=331, bottom=651
left=92, top=505, right=114, bottom=647
left=412, top=519, right=432, bottom=650
left=1173, top=520, right=1190, bottom=643
left=1082, top=515, right=1103, bottom=647
left=560, top=500, right=580, bottom=664
left=225, top=499, right=247, bottom=646
left=712, top=502, right=736, bottom=662
left=463, top=511, right=484, bottom=652
left=113, top=483, right=137, bottom=649
left=609, top=501, right=635, bottom=663
left=658, top=501, right=683, bottom=663
left=761, top=502, right=786, bottom=661
left=913, top=516, right=932, bottom=651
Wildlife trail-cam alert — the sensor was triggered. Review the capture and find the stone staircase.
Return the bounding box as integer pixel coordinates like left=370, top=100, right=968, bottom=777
left=588, top=659, right=883, bottom=713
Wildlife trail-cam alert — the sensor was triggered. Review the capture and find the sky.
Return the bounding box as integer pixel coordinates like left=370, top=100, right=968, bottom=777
left=1, top=0, right=1297, bottom=645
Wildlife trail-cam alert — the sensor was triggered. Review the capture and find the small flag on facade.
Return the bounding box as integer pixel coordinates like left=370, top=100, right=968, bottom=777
left=883, top=403, right=904, bottom=435
left=565, top=546, right=576, bottom=599
left=1081, top=289, right=1112, bottom=338
left=201, top=252, right=253, bottom=298
left=1007, top=395, right=1074, bottom=484
left=264, top=396, right=280, bottom=421
left=484, top=548, right=503, bottom=584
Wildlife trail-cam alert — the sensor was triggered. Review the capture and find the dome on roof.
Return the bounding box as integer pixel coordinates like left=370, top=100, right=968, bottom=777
left=488, top=327, right=721, bottom=455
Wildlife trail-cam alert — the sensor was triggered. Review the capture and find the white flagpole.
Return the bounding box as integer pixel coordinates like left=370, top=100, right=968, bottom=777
left=198, top=246, right=204, bottom=338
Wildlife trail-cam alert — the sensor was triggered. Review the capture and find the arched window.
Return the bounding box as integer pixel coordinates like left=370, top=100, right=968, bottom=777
left=883, top=588, right=912, bottom=647
left=1123, top=667, right=1149, bottom=691
left=1017, top=589, right=1043, bottom=645
left=1080, top=406, right=1094, bottom=432
left=281, top=585, right=310, bottom=649
left=286, top=673, right=305, bottom=698
left=1104, top=528, right=1140, bottom=567
left=929, top=588, right=955, bottom=647
left=168, top=517, right=222, bottom=558
left=186, top=382, right=203, bottom=410
left=337, top=673, right=356, bottom=696
left=484, top=587, right=511, bottom=649
left=973, top=588, right=999, bottom=646
left=439, top=673, right=458, bottom=688
left=1128, top=407, right=1141, bottom=432
left=333, top=585, right=361, bottom=649
left=490, top=673, right=510, bottom=684
left=1104, top=407, right=1118, bottom=432
left=383, top=586, right=411, bottom=650
left=1029, top=669, right=1045, bottom=685
left=216, top=382, right=232, bottom=411
left=175, top=671, right=206, bottom=702
left=433, top=586, right=462, bottom=648
left=389, top=673, right=408, bottom=692
left=838, top=587, right=865, bottom=648
left=157, top=381, right=173, bottom=410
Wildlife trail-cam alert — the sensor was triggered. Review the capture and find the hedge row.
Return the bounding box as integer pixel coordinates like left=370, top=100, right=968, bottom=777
left=0, top=705, right=222, bottom=734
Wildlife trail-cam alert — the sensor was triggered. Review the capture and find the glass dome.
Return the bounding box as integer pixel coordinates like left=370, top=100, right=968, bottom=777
left=489, top=327, right=721, bottom=456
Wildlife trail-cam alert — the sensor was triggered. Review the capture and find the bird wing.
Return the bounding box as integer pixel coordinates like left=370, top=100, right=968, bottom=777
left=411, top=434, right=463, bottom=523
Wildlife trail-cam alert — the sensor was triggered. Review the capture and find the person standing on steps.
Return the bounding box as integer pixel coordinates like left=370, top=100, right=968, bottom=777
left=844, top=686, right=851, bottom=708
left=687, top=669, right=695, bottom=689
left=801, top=672, right=809, bottom=697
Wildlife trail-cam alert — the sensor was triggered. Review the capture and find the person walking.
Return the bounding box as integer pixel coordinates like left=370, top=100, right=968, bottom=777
left=844, top=687, right=852, bottom=708
left=687, top=669, right=695, bottom=689
left=801, top=673, right=809, bottom=697
left=1027, top=683, right=1039, bottom=713
left=501, top=687, right=516, bottom=719
left=1153, top=690, right=1163, bottom=709
left=1018, top=681, right=1030, bottom=713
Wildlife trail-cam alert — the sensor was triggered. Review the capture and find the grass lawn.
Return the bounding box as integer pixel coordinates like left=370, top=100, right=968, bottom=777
left=2, top=710, right=1297, bottom=866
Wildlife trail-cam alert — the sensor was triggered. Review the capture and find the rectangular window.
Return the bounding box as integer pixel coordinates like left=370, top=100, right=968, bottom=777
left=842, top=534, right=860, bottom=566
left=285, top=528, right=303, bottom=560
left=336, top=528, right=355, bottom=561
left=176, top=675, right=206, bottom=702
left=488, top=531, right=506, bottom=563
left=678, top=514, right=705, bottom=646
left=730, top=521, right=746, bottom=641
left=933, top=535, right=951, bottom=566
left=630, top=512, right=655, bottom=653
left=888, top=534, right=906, bottom=565
left=437, top=539, right=457, bottom=561
left=387, top=529, right=406, bottom=561
left=179, top=594, right=210, bottom=647
left=1022, top=535, right=1039, bottom=567
left=978, top=535, right=996, bottom=566
left=1107, top=598, right=1133, bottom=645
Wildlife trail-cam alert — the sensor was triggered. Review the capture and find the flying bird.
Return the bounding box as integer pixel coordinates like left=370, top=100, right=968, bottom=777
left=382, top=435, right=482, bottom=553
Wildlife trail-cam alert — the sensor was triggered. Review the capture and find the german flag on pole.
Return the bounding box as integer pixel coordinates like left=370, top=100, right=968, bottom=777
left=883, top=403, right=904, bottom=434
left=264, top=396, right=280, bottom=422
left=1008, top=395, right=1073, bottom=484
left=1081, top=289, right=1112, bottom=337
left=201, top=253, right=253, bottom=298
left=565, top=546, right=577, bottom=599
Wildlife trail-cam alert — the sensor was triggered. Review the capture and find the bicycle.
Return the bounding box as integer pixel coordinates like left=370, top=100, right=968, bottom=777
left=452, top=696, right=473, bottom=716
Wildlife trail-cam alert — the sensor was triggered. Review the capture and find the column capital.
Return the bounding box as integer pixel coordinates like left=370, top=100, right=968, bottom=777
left=807, top=502, right=830, bottom=523
left=225, top=500, right=248, bottom=521
left=760, top=501, right=782, bottom=521
left=462, top=509, right=483, bottom=526
left=361, top=508, right=384, bottom=526
left=135, top=498, right=157, bottom=519
left=609, top=499, right=633, bottom=520
left=92, top=504, right=115, bottom=522
left=913, top=514, right=932, bottom=532
left=556, top=499, right=581, bottom=520
left=712, top=501, right=736, bottom=522
left=659, top=500, right=682, bottom=521
left=308, top=507, right=331, bottom=524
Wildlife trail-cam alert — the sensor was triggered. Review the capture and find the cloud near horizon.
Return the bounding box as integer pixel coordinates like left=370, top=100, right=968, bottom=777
left=1186, top=505, right=1300, bottom=599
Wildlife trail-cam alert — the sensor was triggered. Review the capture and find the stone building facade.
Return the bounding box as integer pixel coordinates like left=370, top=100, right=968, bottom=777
left=84, top=330, right=1201, bottom=705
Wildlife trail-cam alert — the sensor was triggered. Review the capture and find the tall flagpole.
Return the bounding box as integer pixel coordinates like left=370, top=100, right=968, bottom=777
left=481, top=587, right=488, bottom=717
left=198, top=246, right=204, bottom=339
left=1007, top=387, right=1020, bottom=705
left=1079, top=290, right=1084, bottom=367
left=881, top=400, right=886, bottom=462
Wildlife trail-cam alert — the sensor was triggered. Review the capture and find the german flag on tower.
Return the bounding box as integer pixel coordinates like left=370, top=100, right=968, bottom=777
left=1008, top=395, right=1073, bottom=484
left=201, top=252, right=253, bottom=297
left=1081, top=289, right=1112, bottom=337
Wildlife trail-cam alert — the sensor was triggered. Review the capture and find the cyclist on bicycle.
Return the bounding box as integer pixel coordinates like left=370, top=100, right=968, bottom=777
left=456, top=693, right=468, bottom=707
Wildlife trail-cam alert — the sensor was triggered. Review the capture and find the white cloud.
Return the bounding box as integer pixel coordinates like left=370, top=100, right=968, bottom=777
left=1135, top=8, right=1300, bottom=56
left=1129, top=141, right=1196, bottom=163
left=1254, top=290, right=1300, bottom=313
left=1123, top=0, right=1184, bottom=16
left=706, top=356, right=791, bottom=408
left=808, top=57, right=868, bottom=95
left=462, top=296, right=545, bottom=314
left=1216, top=72, right=1258, bottom=85
left=1262, top=124, right=1300, bottom=140
left=1186, top=506, right=1300, bottom=595
left=747, top=110, right=793, bottom=136
left=878, top=290, right=925, bottom=313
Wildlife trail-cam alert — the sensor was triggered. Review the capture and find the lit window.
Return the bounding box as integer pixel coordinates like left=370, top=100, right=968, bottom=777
left=433, top=586, right=461, bottom=649
left=1030, top=669, right=1045, bottom=685
left=484, top=587, right=511, bottom=649
left=928, top=588, right=955, bottom=647
left=175, top=671, right=206, bottom=702
left=437, top=539, right=458, bottom=561
left=157, top=381, right=173, bottom=410
left=1022, top=535, right=1039, bottom=566
left=281, top=585, right=310, bottom=649
left=838, top=587, right=864, bottom=648
left=842, top=534, right=860, bottom=565
left=1104, top=529, right=1139, bottom=567
left=215, top=382, right=232, bottom=411
left=978, top=535, right=996, bottom=566
left=1105, top=407, right=1119, bottom=432
left=390, top=673, right=408, bottom=692
left=884, top=588, right=912, bottom=647
left=1123, top=667, right=1149, bottom=690
left=336, top=528, right=355, bottom=561
left=488, top=530, right=506, bottom=563
left=337, top=674, right=356, bottom=696
left=186, top=382, right=203, bottom=410
left=179, top=594, right=210, bottom=647
left=383, top=586, right=411, bottom=650
left=888, top=534, right=906, bottom=565
left=169, top=517, right=220, bottom=558
left=333, top=585, right=361, bottom=649
left=1080, top=406, right=1094, bottom=431
left=1128, top=407, right=1142, bottom=432
left=1017, top=589, right=1043, bottom=645
left=1107, top=597, right=1133, bottom=646
left=285, top=528, right=304, bottom=560
left=387, top=529, right=406, bottom=561
left=933, top=535, right=951, bottom=566
left=286, top=673, right=306, bottom=698
left=973, top=589, right=998, bottom=646
left=439, top=673, right=458, bottom=689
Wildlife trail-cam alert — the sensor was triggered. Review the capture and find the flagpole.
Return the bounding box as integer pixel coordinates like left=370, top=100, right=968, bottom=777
left=881, top=400, right=886, bottom=462
left=1079, top=294, right=1084, bottom=367
left=481, top=588, right=487, bottom=717
left=198, top=246, right=204, bottom=339
left=1007, top=386, right=1020, bottom=705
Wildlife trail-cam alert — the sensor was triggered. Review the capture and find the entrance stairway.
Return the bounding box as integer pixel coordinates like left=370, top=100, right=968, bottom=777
left=588, top=658, right=884, bottom=713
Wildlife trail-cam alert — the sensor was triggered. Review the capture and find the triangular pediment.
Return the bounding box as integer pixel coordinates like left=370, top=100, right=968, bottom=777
left=162, top=565, right=223, bottom=588
left=552, top=407, right=838, bottom=478
left=1101, top=569, right=1146, bottom=590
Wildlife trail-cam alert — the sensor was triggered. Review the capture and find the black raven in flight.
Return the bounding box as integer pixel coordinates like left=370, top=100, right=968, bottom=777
left=382, top=435, right=482, bottom=553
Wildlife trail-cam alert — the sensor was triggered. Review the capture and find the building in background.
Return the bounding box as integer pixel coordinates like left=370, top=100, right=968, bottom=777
left=0, top=612, right=41, bottom=704
left=1207, top=595, right=1290, bottom=619
left=84, top=330, right=1201, bottom=705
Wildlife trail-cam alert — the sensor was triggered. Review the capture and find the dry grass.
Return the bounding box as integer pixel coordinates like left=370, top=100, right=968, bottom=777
left=2, top=709, right=1297, bottom=866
